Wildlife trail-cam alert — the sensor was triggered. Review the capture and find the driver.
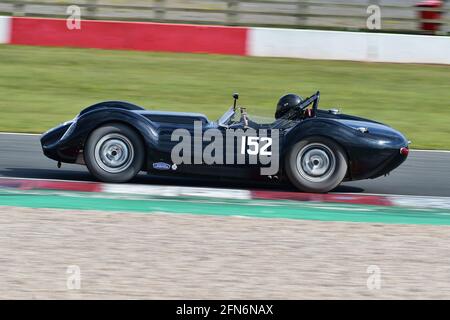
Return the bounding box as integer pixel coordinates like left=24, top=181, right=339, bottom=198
left=275, top=94, right=304, bottom=119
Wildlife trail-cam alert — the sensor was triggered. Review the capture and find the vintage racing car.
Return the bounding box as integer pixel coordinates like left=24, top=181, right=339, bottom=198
left=41, top=92, right=409, bottom=193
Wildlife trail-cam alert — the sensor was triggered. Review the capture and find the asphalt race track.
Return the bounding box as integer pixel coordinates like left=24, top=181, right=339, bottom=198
left=1, top=133, right=449, bottom=197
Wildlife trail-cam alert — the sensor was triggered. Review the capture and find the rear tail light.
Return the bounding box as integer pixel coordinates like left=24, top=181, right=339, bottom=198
left=400, top=147, right=409, bottom=156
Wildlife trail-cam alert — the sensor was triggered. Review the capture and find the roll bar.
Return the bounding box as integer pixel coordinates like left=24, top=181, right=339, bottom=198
left=298, top=91, right=320, bottom=112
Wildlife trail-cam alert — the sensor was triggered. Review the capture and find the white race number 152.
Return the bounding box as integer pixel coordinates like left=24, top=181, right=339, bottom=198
left=241, top=136, right=272, bottom=156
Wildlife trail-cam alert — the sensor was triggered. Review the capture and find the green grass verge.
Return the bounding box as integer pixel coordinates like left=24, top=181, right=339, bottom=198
left=0, top=44, right=449, bottom=149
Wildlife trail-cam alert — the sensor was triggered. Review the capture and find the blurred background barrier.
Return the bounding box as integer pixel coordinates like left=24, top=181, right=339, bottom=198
left=8, top=16, right=248, bottom=54
left=1, top=16, right=449, bottom=63
left=0, top=15, right=10, bottom=42
left=248, top=27, right=450, bottom=63
left=0, top=0, right=448, bottom=35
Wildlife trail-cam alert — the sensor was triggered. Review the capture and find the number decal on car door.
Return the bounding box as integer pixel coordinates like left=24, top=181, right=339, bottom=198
left=241, top=136, right=272, bottom=156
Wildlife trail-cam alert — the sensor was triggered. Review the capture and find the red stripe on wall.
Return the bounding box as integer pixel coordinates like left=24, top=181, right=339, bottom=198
left=10, top=17, right=248, bottom=55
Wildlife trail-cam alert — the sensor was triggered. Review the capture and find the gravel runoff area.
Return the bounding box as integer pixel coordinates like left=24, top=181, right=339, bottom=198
left=1, top=206, right=450, bottom=299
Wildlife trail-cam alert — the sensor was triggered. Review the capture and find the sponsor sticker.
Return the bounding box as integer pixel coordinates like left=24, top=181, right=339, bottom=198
left=153, top=162, right=171, bottom=171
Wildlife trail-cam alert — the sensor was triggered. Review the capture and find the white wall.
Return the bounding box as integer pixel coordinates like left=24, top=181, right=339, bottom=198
left=248, top=28, right=450, bottom=64
left=0, top=16, right=11, bottom=44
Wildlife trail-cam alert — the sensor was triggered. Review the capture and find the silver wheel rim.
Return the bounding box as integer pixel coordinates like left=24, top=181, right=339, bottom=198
left=94, top=133, right=134, bottom=173
left=296, top=143, right=336, bottom=183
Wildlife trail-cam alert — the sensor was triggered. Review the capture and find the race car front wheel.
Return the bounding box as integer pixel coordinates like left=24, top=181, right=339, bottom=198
left=285, top=137, right=347, bottom=193
left=84, top=123, right=145, bottom=183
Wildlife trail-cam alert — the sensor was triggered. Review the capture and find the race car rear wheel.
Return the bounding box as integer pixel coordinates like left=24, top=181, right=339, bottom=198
left=84, top=123, right=144, bottom=183
left=285, top=137, right=347, bottom=193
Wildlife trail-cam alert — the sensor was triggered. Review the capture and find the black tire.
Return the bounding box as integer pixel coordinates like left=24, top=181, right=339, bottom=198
left=84, top=123, right=145, bottom=183
left=285, top=136, right=347, bottom=193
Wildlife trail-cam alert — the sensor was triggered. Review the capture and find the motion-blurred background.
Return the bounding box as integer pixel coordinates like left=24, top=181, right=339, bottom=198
left=1, top=0, right=449, bottom=32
